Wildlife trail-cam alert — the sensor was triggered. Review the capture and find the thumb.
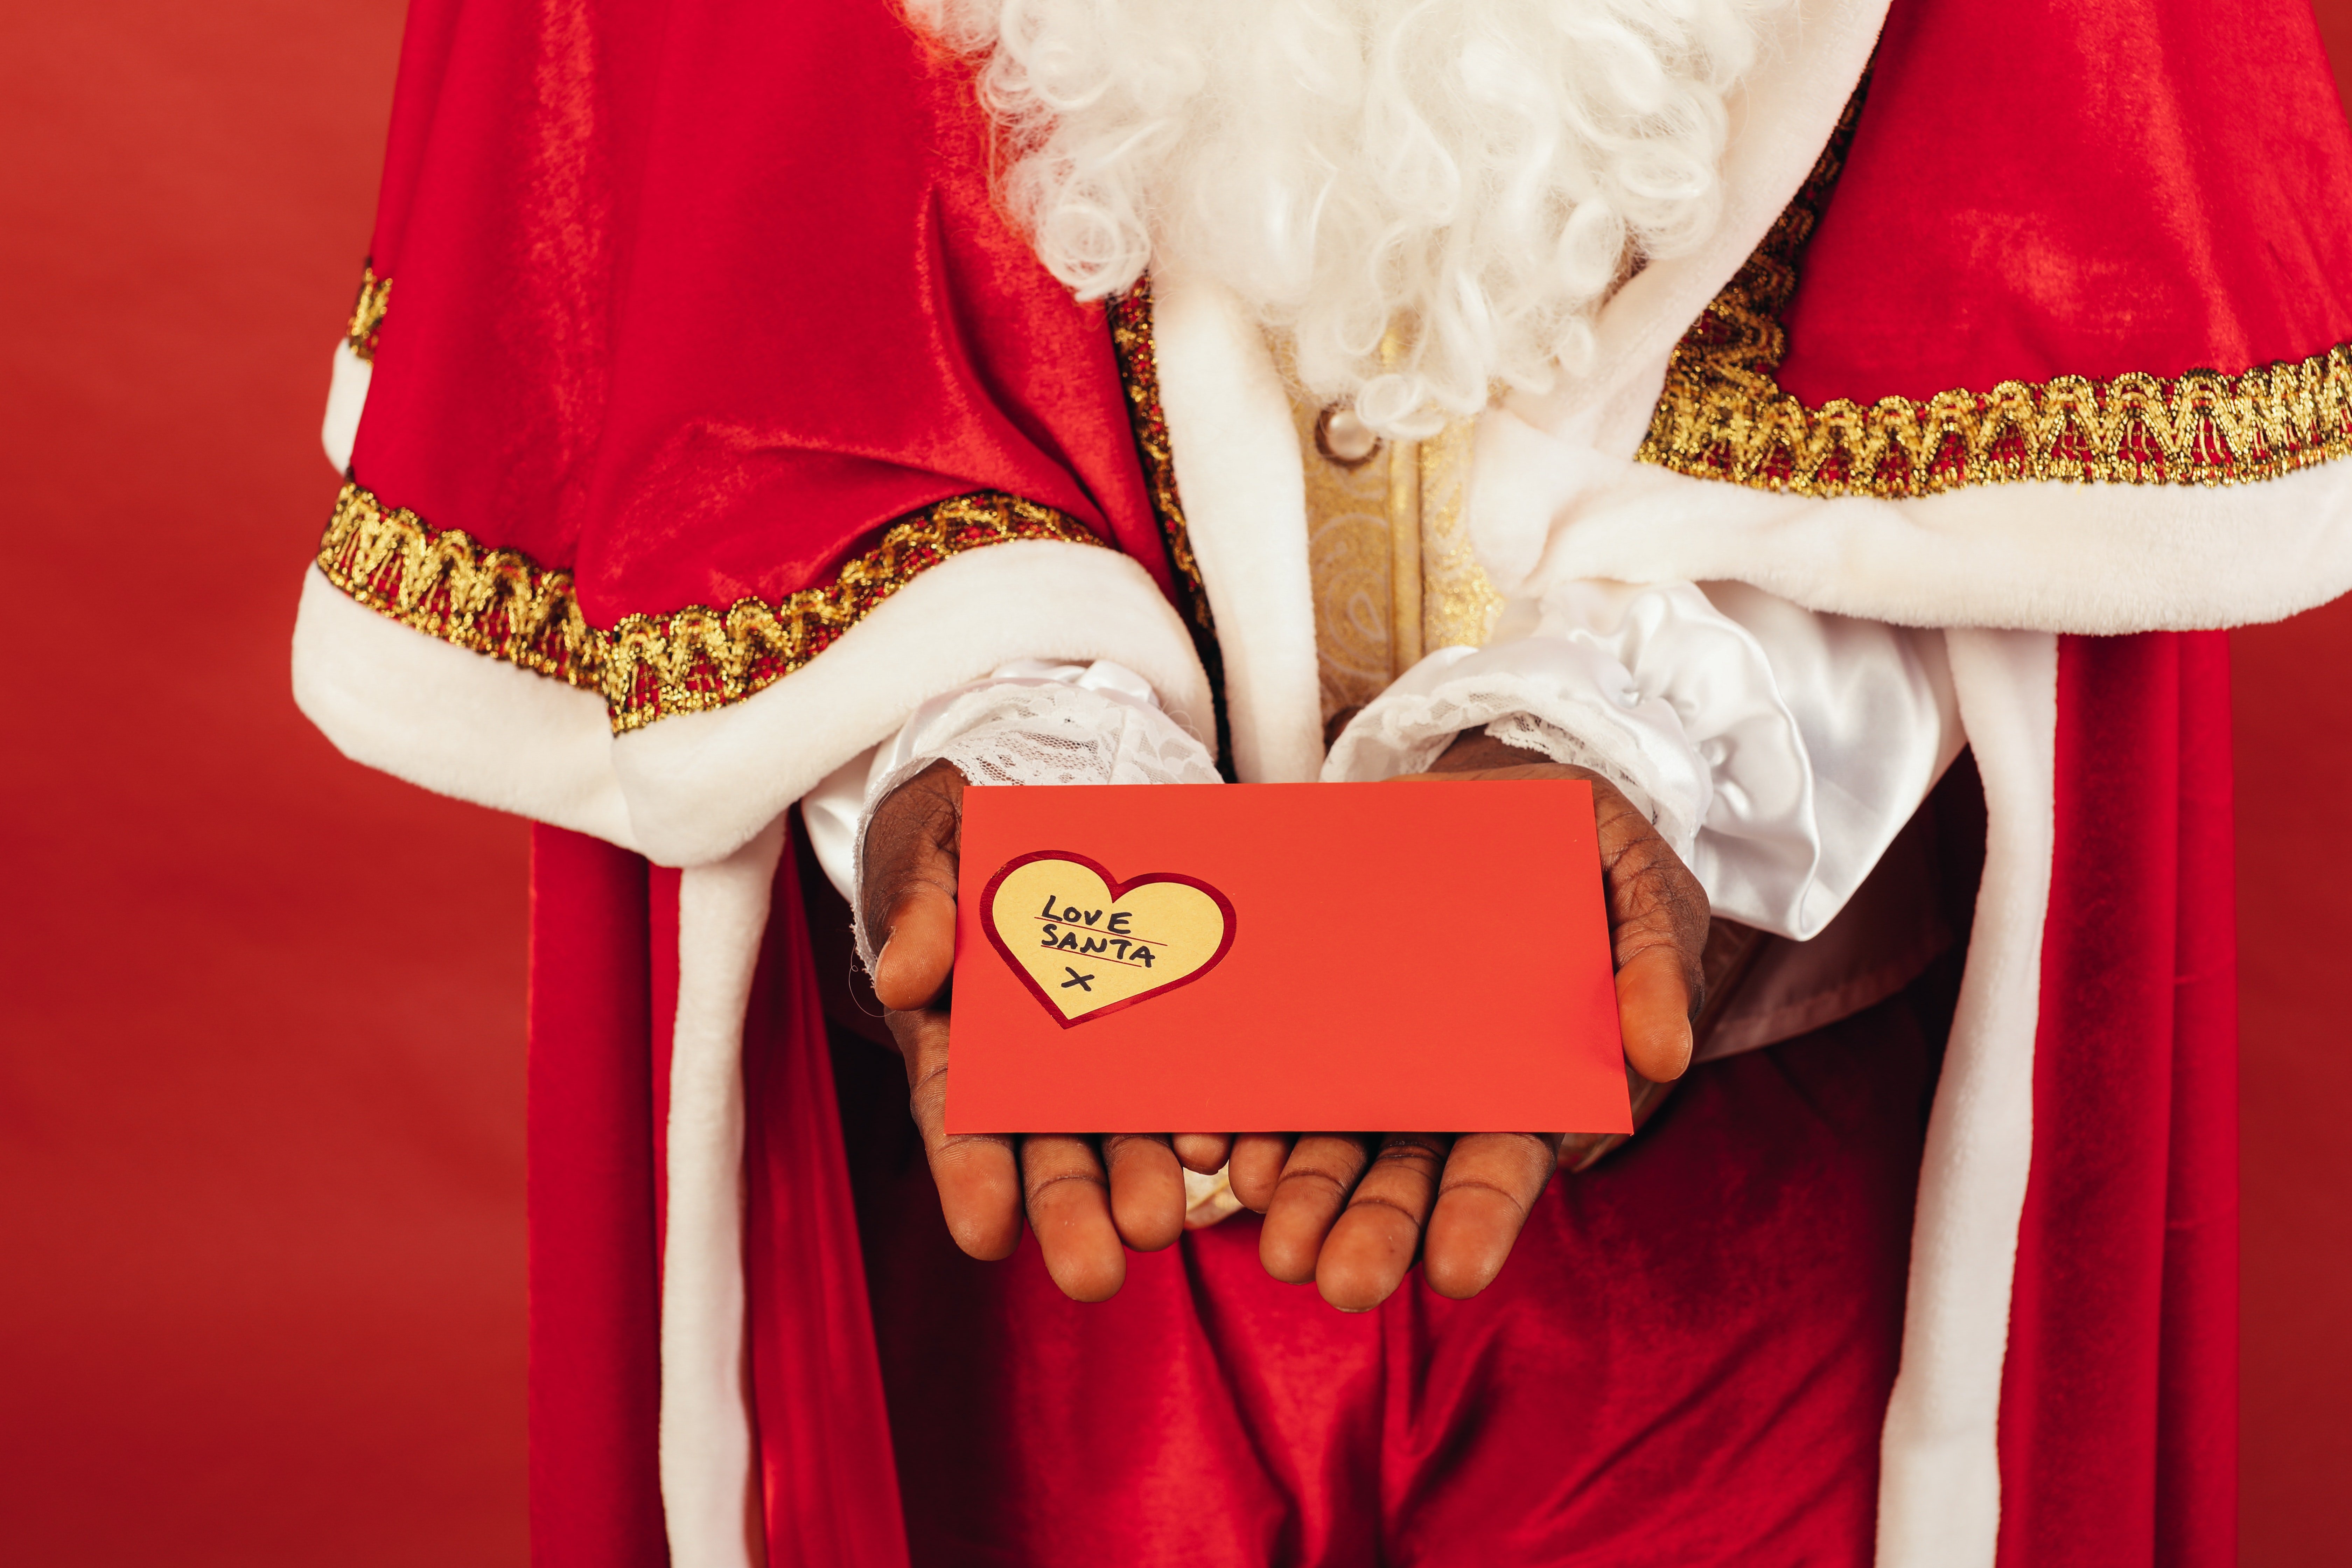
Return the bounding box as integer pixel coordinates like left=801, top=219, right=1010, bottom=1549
left=1615, top=944, right=1694, bottom=1083
left=860, top=760, right=966, bottom=1013
left=873, top=883, right=958, bottom=1012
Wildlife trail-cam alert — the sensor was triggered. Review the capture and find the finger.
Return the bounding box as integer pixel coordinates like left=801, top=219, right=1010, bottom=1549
left=1616, top=945, right=1694, bottom=1082
left=1421, top=1133, right=1563, bottom=1300
left=1315, top=1133, right=1450, bottom=1312
left=1228, top=1134, right=1295, bottom=1212
left=1258, top=1135, right=1372, bottom=1284
left=1586, top=783, right=1708, bottom=1083
left=1021, top=1135, right=1125, bottom=1302
left=1103, top=1133, right=1185, bottom=1252
left=862, top=761, right=964, bottom=1012
left=1172, top=1133, right=1234, bottom=1175
left=892, top=1004, right=1021, bottom=1260
left=872, top=884, right=956, bottom=1012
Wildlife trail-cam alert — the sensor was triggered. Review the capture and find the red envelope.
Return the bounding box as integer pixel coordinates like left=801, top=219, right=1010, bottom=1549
left=947, top=780, right=1630, bottom=1134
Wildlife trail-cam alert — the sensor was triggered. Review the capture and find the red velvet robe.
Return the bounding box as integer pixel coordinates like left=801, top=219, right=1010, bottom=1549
left=305, top=0, right=2352, bottom=1561
left=519, top=640, right=2230, bottom=1568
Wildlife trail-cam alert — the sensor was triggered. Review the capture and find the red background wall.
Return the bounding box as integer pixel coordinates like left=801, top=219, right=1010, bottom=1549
left=0, top=6, right=526, bottom=1563
left=0, top=4, right=2344, bottom=1563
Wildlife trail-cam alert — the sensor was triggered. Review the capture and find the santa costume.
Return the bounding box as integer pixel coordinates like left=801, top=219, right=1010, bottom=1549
left=293, top=0, right=2352, bottom=1563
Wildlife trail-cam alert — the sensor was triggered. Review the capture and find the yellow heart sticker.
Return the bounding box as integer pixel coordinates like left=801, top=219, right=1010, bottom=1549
left=978, top=851, right=1237, bottom=1026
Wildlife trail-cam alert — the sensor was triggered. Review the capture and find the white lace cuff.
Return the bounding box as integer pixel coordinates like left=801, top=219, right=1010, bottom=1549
left=1321, top=639, right=1713, bottom=860
left=1322, top=572, right=1971, bottom=942
left=845, top=660, right=1219, bottom=966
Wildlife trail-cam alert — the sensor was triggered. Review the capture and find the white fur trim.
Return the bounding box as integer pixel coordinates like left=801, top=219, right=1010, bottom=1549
left=1511, top=0, right=1891, bottom=460
left=1465, top=0, right=2352, bottom=640
left=1478, top=425, right=2352, bottom=632
left=658, top=821, right=784, bottom=1568
left=321, top=341, right=371, bottom=475
left=1150, top=262, right=1325, bottom=783
left=612, top=539, right=1207, bottom=864
left=803, top=745, right=879, bottom=905
left=290, top=565, right=640, bottom=846
left=292, top=539, right=1204, bottom=866
left=1875, top=630, right=2057, bottom=1568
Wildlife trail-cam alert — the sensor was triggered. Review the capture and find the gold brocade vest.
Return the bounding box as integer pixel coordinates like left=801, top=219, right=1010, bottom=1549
left=1280, top=393, right=1950, bottom=1126
left=1286, top=400, right=1504, bottom=726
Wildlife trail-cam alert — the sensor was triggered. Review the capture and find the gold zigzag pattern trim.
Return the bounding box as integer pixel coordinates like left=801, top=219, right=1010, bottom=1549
left=316, top=481, right=1109, bottom=733
left=346, top=265, right=392, bottom=363
left=1636, top=102, right=2352, bottom=497
left=1106, top=276, right=1236, bottom=773
left=1106, top=279, right=1215, bottom=634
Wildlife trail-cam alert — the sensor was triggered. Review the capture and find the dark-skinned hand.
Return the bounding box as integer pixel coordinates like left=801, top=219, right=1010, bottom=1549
left=861, top=733, right=1709, bottom=1310
left=860, top=759, right=1235, bottom=1302
left=1224, top=729, right=1710, bottom=1310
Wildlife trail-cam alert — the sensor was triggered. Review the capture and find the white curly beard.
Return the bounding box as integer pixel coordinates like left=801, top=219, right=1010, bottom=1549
left=911, top=0, right=1784, bottom=434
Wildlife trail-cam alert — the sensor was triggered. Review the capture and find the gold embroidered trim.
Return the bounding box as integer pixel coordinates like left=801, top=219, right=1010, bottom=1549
left=317, top=481, right=1109, bottom=733
left=1637, top=100, right=2352, bottom=497
left=319, top=479, right=602, bottom=692
left=346, top=265, right=392, bottom=363
left=1107, top=276, right=1234, bottom=772
left=1106, top=280, right=1215, bottom=634
left=1414, top=417, right=1502, bottom=653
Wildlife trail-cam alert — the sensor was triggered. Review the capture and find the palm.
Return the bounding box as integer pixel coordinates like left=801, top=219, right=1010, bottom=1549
left=860, top=733, right=1710, bottom=1309
left=1225, top=732, right=1710, bottom=1309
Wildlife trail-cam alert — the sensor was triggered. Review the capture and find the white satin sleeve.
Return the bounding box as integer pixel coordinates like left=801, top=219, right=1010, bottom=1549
left=806, top=659, right=1220, bottom=960
left=1323, top=581, right=1959, bottom=940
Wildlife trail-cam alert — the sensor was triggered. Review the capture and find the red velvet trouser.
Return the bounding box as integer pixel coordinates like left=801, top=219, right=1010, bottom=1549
left=832, top=985, right=1944, bottom=1567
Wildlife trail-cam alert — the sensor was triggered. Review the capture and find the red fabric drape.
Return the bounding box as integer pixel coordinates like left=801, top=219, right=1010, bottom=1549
left=835, top=986, right=1948, bottom=1566
left=528, top=825, right=908, bottom=1568
left=1782, top=0, right=2352, bottom=399
left=526, top=829, right=667, bottom=1568
left=740, top=837, right=909, bottom=1568
left=2000, top=631, right=2238, bottom=1567
left=351, top=0, right=1171, bottom=623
